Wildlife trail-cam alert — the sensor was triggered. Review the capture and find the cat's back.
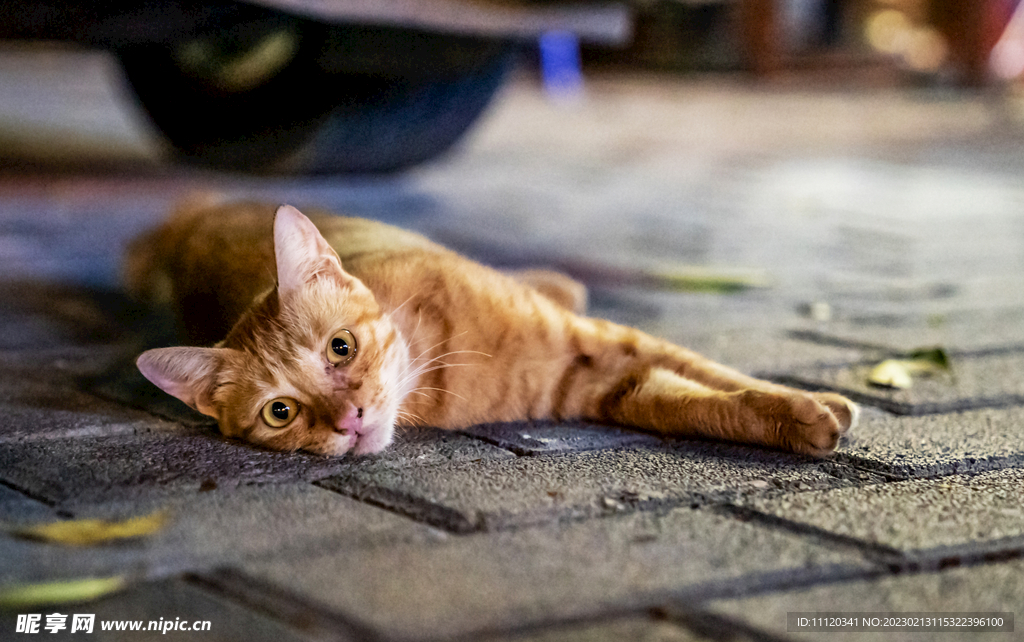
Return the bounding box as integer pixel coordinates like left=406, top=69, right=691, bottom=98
left=128, top=198, right=443, bottom=281
left=124, top=198, right=446, bottom=344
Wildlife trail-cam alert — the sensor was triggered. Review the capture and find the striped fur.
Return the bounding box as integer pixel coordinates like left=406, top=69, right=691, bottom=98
left=129, top=200, right=857, bottom=457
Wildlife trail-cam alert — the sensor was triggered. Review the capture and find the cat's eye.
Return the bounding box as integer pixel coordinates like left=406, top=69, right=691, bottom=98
left=327, top=329, right=357, bottom=365
left=261, top=397, right=300, bottom=428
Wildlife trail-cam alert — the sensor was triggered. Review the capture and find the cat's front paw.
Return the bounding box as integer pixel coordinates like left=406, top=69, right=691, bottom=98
left=812, top=392, right=860, bottom=434
left=740, top=390, right=844, bottom=457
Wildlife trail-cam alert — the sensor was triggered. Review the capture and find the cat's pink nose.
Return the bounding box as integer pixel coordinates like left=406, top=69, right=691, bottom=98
left=335, top=405, right=364, bottom=435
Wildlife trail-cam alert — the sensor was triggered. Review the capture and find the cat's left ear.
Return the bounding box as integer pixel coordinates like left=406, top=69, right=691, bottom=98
left=274, top=205, right=352, bottom=299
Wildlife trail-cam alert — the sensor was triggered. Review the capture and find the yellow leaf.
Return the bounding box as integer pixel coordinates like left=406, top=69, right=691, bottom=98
left=0, top=576, right=125, bottom=609
left=867, top=347, right=952, bottom=389
left=11, top=510, right=170, bottom=546
left=868, top=359, right=914, bottom=389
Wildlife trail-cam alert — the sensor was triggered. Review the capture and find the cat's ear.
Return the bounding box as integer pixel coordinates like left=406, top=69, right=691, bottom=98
left=274, top=204, right=349, bottom=299
left=136, top=347, right=230, bottom=418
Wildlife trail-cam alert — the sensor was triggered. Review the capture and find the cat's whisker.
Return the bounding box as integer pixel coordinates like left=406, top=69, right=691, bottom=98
left=388, top=293, right=418, bottom=317
left=395, top=409, right=425, bottom=427
left=409, top=386, right=468, bottom=403
left=407, top=332, right=471, bottom=365
left=399, top=349, right=491, bottom=382
left=397, top=351, right=473, bottom=381
left=405, top=390, right=435, bottom=399
left=394, top=362, right=478, bottom=391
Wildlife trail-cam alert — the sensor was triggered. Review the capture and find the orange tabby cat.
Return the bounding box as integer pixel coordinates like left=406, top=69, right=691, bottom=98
left=126, top=199, right=857, bottom=457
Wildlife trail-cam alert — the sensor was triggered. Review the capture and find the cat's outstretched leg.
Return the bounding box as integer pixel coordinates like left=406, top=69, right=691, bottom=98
left=660, top=344, right=860, bottom=436
left=555, top=319, right=857, bottom=456
left=593, top=367, right=847, bottom=457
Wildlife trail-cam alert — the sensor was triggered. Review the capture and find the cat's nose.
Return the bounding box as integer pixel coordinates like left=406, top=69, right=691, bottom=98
left=335, top=404, right=364, bottom=435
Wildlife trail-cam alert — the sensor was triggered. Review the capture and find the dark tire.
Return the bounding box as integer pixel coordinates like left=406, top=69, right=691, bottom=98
left=116, top=23, right=516, bottom=174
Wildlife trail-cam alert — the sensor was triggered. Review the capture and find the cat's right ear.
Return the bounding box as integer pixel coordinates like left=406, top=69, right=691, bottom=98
left=274, top=204, right=351, bottom=300
left=136, top=347, right=230, bottom=418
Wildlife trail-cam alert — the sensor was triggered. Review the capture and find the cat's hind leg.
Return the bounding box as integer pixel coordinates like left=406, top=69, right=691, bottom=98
left=506, top=269, right=588, bottom=314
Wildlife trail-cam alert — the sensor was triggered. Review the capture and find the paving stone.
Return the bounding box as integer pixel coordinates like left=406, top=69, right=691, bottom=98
left=0, top=281, right=155, bottom=349
left=318, top=443, right=851, bottom=533
left=0, top=578, right=318, bottom=641
left=0, top=344, right=139, bottom=380
left=705, top=559, right=1024, bottom=642
left=85, top=362, right=221, bottom=429
left=236, top=504, right=873, bottom=641
left=677, top=329, right=867, bottom=379
left=566, top=289, right=866, bottom=376
left=0, top=372, right=183, bottom=443
left=0, top=426, right=511, bottom=507
left=476, top=617, right=716, bottom=642
left=460, top=421, right=663, bottom=456
left=791, top=303, right=1024, bottom=354
left=838, top=406, right=1024, bottom=478
left=736, top=467, right=1024, bottom=554
left=775, top=350, right=1024, bottom=415
left=0, top=483, right=55, bottom=521
left=0, top=325, right=186, bottom=441
left=1, top=483, right=441, bottom=585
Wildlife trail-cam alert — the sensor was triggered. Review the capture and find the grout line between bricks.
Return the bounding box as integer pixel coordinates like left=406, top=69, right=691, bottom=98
left=0, top=477, right=70, bottom=516
left=186, top=568, right=390, bottom=642
left=314, top=477, right=483, bottom=534
left=434, top=607, right=669, bottom=642
left=654, top=604, right=799, bottom=642
left=767, top=374, right=1024, bottom=416
left=186, top=565, right=865, bottom=642
left=832, top=451, right=1024, bottom=481
left=715, top=504, right=1024, bottom=575
left=454, top=431, right=537, bottom=457
left=314, top=471, right=879, bottom=538
left=715, top=504, right=905, bottom=563
left=786, top=330, right=1024, bottom=359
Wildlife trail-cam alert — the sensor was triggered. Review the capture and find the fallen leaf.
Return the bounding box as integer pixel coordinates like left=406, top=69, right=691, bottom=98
left=11, top=510, right=170, bottom=546
left=867, top=347, right=951, bottom=389
left=645, top=266, right=769, bottom=293
left=0, top=576, right=126, bottom=609
left=907, top=347, right=951, bottom=370
left=868, top=360, right=914, bottom=389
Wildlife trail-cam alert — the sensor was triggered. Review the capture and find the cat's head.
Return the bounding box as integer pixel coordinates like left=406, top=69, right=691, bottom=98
left=136, top=205, right=411, bottom=456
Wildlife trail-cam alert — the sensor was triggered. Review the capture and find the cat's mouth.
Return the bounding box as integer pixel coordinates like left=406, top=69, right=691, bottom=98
left=350, top=420, right=393, bottom=455
left=314, top=415, right=392, bottom=457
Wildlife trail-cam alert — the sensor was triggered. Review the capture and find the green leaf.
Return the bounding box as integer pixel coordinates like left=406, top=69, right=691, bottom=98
left=0, top=576, right=126, bottom=609
left=907, top=347, right=951, bottom=370
left=644, top=266, right=769, bottom=293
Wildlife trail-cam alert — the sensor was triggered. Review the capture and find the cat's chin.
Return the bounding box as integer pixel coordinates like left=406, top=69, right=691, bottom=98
left=306, top=424, right=393, bottom=457
left=351, top=423, right=394, bottom=456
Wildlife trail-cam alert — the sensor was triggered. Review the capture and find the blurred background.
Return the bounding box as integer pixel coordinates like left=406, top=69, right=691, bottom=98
left=1, top=0, right=1024, bottom=336
left=1, top=0, right=1023, bottom=175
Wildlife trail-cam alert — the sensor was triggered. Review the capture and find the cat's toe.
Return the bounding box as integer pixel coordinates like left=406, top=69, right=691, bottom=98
left=813, top=392, right=859, bottom=434
left=789, top=399, right=842, bottom=457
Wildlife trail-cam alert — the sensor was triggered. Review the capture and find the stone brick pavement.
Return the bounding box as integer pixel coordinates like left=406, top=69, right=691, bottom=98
left=1, top=49, right=1023, bottom=640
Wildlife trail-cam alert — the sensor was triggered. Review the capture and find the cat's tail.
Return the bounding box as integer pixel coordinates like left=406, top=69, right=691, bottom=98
left=122, top=192, right=225, bottom=304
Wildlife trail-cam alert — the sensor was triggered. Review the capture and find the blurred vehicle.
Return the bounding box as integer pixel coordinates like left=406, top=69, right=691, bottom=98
left=0, top=0, right=629, bottom=173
